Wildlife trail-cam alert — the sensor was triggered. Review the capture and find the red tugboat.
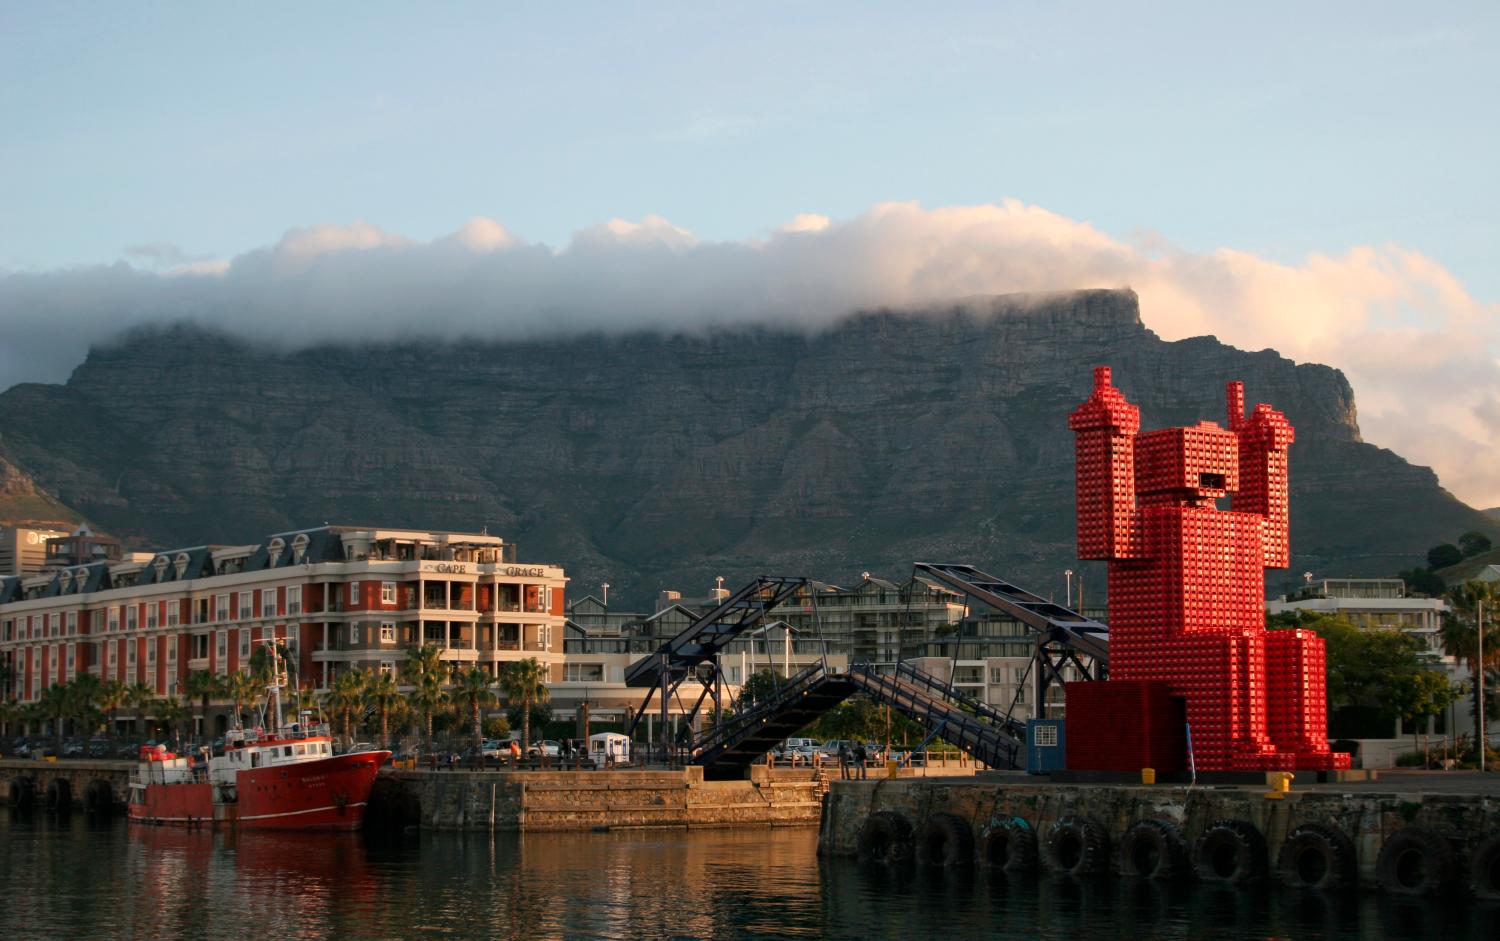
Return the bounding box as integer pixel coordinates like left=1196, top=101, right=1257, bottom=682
left=129, top=650, right=389, bottom=830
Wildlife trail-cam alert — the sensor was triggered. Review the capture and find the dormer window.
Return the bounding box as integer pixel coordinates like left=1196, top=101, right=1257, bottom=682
left=173, top=553, right=190, bottom=579
left=153, top=557, right=169, bottom=581
left=292, top=533, right=310, bottom=565
left=268, top=538, right=285, bottom=567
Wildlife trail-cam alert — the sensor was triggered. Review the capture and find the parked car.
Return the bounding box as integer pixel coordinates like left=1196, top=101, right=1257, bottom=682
left=783, top=738, right=820, bottom=759
left=527, top=740, right=561, bottom=758
left=818, top=740, right=858, bottom=759
left=481, top=740, right=507, bottom=759
left=86, top=739, right=112, bottom=759
left=63, top=741, right=86, bottom=758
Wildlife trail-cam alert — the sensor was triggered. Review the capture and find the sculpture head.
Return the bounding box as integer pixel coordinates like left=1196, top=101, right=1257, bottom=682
left=1134, top=422, right=1239, bottom=501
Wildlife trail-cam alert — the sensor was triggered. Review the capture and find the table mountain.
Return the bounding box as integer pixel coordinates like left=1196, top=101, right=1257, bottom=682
left=0, top=289, right=1491, bottom=605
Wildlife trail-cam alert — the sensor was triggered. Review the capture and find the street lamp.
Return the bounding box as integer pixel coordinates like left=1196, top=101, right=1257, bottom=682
left=601, top=582, right=610, bottom=607
left=1064, top=570, right=1074, bottom=609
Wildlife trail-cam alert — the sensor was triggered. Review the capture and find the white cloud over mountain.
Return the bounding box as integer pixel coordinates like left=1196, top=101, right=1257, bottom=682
left=1, top=200, right=1495, bottom=507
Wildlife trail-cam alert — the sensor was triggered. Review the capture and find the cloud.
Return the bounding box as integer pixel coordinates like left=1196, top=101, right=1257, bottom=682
left=1, top=201, right=1497, bottom=507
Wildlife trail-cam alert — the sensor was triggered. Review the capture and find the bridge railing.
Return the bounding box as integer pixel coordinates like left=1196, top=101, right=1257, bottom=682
left=847, top=666, right=1021, bottom=770
left=692, top=660, right=828, bottom=757
left=888, top=661, right=1024, bottom=736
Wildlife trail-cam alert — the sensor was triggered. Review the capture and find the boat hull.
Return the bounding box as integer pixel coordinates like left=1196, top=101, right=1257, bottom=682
left=129, top=751, right=389, bottom=831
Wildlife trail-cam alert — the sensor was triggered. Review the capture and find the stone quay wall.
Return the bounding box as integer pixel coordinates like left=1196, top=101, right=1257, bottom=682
left=818, top=775, right=1500, bottom=894
left=370, top=765, right=824, bottom=832
left=0, top=758, right=131, bottom=811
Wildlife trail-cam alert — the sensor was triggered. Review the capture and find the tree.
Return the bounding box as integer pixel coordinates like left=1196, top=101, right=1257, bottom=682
left=182, top=670, right=222, bottom=741
left=1399, top=568, right=1446, bottom=598
left=1389, top=669, right=1463, bottom=754
left=97, top=679, right=130, bottom=736
left=363, top=669, right=404, bottom=750
left=322, top=669, right=367, bottom=748
left=1427, top=543, right=1464, bottom=570
left=66, top=673, right=105, bottom=736
left=402, top=645, right=448, bottom=751
left=452, top=667, right=498, bottom=751
left=1269, top=611, right=1425, bottom=711
left=1459, top=531, right=1493, bottom=559
left=1443, top=581, right=1500, bottom=734
left=153, top=696, right=188, bottom=749
left=125, top=682, right=155, bottom=738
left=737, top=669, right=782, bottom=710
left=498, top=658, right=550, bottom=753
left=221, top=671, right=260, bottom=731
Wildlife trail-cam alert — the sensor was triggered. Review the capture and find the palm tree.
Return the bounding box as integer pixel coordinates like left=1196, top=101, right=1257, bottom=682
left=222, top=671, right=260, bottom=731
left=498, top=658, right=550, bottom=754
left=153, top=696, right=188, bottom=750
left=322, top=669, right=366, bottom=749
left=452, top=667, right=498, bottom=752
left=364, top=669, right=404, bottom=750
left=403, top=645, right=448, bottom=752
left=1446, top=581, right=1500, bottom=750
left=66, top=673, right=105, bottom=737
left=181, top=670, right=222, bottom=743
left=97, top=680, right=130, bottom=737
left=125, top=682, right=155, bottom=739
left=38, top=683, right=71, bottom=738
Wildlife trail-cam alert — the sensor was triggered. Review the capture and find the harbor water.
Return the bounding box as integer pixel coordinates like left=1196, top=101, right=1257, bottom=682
left=3, top=813, right=1492, bottom=940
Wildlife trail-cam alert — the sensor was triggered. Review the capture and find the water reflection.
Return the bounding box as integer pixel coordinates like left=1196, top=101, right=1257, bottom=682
left=3, top=814, right=1496, bottom=940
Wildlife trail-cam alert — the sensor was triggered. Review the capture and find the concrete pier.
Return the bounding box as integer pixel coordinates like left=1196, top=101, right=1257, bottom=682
left=369, top=765, right=825, bottom=832
left=818, top=772, right=1500, bottom=896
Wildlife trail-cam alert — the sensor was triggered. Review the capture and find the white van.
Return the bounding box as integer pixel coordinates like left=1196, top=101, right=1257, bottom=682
left=589, top=732, right=630, bottom=766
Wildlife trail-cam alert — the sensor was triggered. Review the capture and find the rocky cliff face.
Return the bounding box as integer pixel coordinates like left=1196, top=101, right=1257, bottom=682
left=0, top=289, right=1490, bottom=603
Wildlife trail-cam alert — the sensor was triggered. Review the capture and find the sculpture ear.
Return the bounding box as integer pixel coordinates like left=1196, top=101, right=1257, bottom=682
left=1226, top=381, right=1245, bottom=431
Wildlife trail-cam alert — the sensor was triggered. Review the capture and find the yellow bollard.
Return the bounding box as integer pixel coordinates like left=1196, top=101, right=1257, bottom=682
left=886, top=759, right=898, bottom=780
left=1278, top=771, right=1295, bottom=793
left=1141, top=767, right=1156, bottom=785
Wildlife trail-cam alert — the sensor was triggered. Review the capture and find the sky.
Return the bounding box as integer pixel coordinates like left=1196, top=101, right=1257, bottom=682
left=1, top=2, right=1497, bottom=507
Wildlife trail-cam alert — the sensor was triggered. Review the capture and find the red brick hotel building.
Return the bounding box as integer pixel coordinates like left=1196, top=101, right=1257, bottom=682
left=0, top=525, right=568, bottom=713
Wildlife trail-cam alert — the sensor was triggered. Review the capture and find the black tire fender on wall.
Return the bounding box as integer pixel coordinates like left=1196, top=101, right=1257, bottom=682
left=1194, top=819, right=1268, bottom=884
left=857, top=811, right=914, bottom=866
left=916, top=812, right=975, bottom=868
left=1276, top=823, right=1356, bottom=891
left=1469, top=835, right=1500, bottom=901
left=1044, top=816, right=1109, bottom=876
left=978, top=816, right=1038, bottom=872
left=1119, top=819, right=1187, bottom=880
left=1375, top=827, right=1454, bottom=896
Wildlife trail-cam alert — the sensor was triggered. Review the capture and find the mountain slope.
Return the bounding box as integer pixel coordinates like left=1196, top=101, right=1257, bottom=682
left=0, top=289, right=1492, bottom=603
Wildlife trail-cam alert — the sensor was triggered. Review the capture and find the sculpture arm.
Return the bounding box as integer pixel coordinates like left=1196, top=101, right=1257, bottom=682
left=1070, top=366, right=1144, bottom=560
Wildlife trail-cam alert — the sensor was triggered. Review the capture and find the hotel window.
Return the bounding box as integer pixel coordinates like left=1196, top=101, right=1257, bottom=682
left=147, top=641, right=157, bottom=666
left=239, top=631, right=250, bottom=660
left=109, top=607, right=120, bottom=632
left=66, top=612, right=77, bottom=635
left=66, top=646, right=75, bottom=671
left=238, top=592, right=252, bottom=619
left=348, top=582, right=360, bottom=607
left=381, top=581, right=397, bottom=605
left=127, top=642, right=137, bottom=666
left=380, top=622, right=396, bottom=644
left=216, top=630, right=227, bottom=659
left=380, top=661, right=396, bottom=677
left=166, top=604, right=179, bottom=627
left=564, top=663, right=604, bottom=682
left=1, top=619, right=9, bottom=642
left=48, top=613, right=59, bottom=637
left=106, top=643, right=116, bottom=667
left=350, top=624, right=362, bottom=646
left=287, top=586, right=302, bottom=615
left=216, top=594, right=230, bottom=621
left=147, top=604, right=158, bottom=629
left=127, top=606, right=138, bottom=631
left=167, top=643, right=176, bottom=664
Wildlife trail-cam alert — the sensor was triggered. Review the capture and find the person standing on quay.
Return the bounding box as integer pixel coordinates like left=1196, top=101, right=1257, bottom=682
left=852, top=742, right=868, bottom=780
left=838, top=742, right=851, bottom=780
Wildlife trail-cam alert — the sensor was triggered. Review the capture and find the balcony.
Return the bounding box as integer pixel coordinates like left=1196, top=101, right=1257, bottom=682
left=188, top=657, right=210, bottom=672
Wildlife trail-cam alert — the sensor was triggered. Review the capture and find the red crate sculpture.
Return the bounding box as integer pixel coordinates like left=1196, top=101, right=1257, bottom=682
left=1066, top=366, right=1349, bottom=772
